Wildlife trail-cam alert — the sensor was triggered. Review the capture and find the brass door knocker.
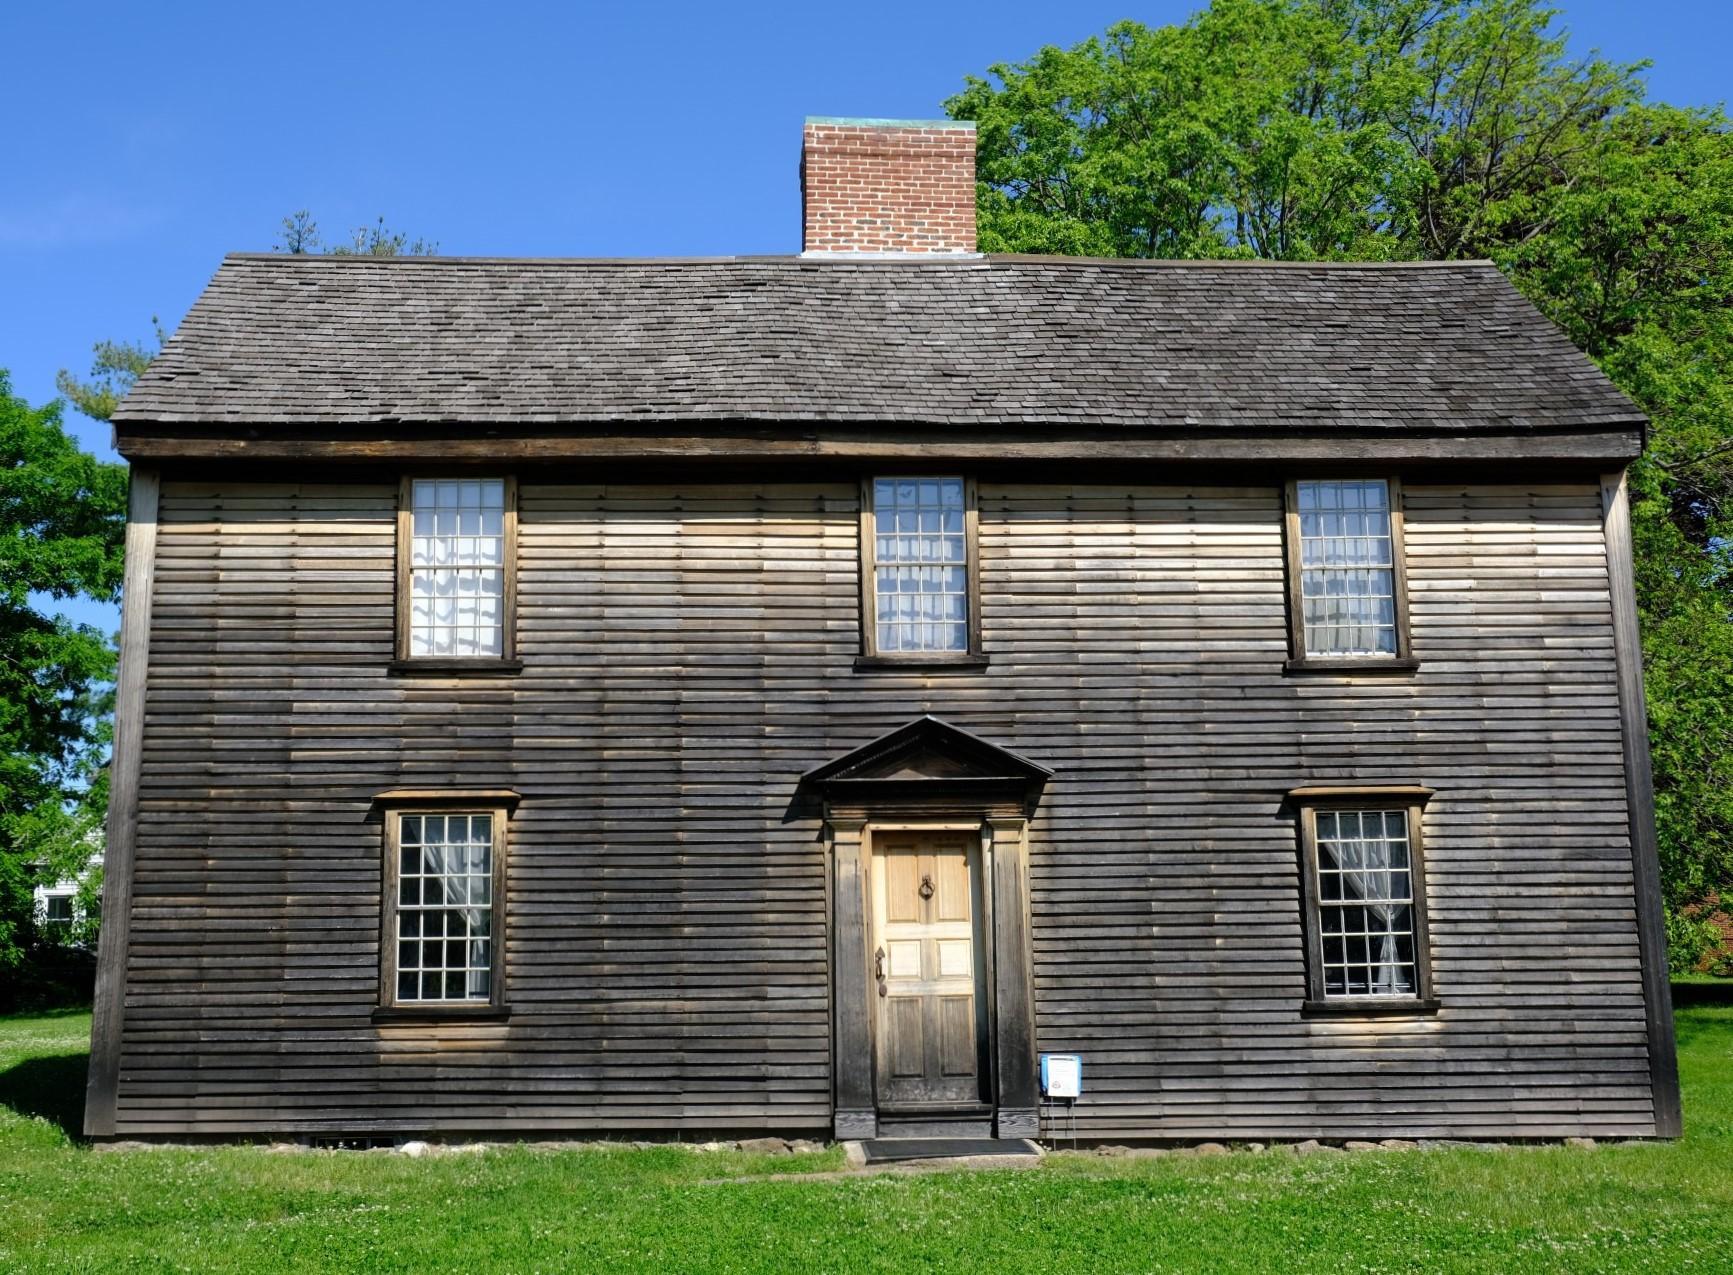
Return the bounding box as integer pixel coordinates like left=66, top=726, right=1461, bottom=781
left=919, top=874, right=935, bottom=900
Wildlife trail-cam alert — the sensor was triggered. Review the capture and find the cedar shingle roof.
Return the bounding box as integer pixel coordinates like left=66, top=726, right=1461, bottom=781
left=113, top=254, right=1643, bottom=437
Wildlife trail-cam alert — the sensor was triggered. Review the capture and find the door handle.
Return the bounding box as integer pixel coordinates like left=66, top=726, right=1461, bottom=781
left=875, top=946, right=887, bottom=997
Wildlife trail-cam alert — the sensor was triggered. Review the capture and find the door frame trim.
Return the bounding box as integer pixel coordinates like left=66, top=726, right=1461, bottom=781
left=827, top=804, right=1038, bottom=1140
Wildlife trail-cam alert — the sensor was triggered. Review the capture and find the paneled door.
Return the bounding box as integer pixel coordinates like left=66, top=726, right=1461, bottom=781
left=871, top=833, right=987, bottom=1108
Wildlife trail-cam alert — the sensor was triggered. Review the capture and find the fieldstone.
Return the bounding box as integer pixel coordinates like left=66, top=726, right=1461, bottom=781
left=1126, top=1147, right=1171, bottom=1159
left=789, top=1139, right=824, bottom=1155
left=1095, top=1144, right=1133, bottom=1157
left=1291, top=1139, right=1323, bottom=1155
left=1192, top=1142, right=1229, bottom=1156
left=739, top=1136, right=791, bottom=1156
left=1565, top=1137, right=1597, bottom=1150
left=398, top=1140, right=429, bottom=1158
left=1344, top=1141, right=1381, bottom=1153
left=1380, top=1139, right=1419, bottom=1151
left=1242, top=1143, right=1266, bottom=1154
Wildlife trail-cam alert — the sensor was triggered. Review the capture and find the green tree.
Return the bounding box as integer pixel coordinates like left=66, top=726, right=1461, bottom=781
left=949, top=1, right=1644, bottom=261
left=54, top=320, right=166, bottom=426
left=0, top=372, right=127, bottom=982
left=273, top=210, right=438, bottom=257
left=58, top=212, right=439, bottom=428
left=951, top=0, right=1733, bottom=967
left=1511, top=105, right=1733, bottom=967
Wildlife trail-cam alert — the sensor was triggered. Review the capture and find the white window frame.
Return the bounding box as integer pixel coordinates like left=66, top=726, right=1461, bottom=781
left=379, top=803, right=510, bottom=1013
left=1284, top=477, right=1413, bottom=669
left=1292, top=787, right=1436, bottom=1013
left=395, top=476, right=518, bottom=666
left=858, top=475, right=983, bottom=665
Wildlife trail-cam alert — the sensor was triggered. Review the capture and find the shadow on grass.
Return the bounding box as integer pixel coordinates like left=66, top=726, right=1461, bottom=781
left=0, top=1051, right=89, bottom=1141
left=1674, top=980, right=1733, bottom=1007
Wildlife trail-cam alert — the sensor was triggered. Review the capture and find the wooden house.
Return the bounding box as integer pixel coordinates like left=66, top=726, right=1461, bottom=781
left=85, top=118, right=1679, bottom=1145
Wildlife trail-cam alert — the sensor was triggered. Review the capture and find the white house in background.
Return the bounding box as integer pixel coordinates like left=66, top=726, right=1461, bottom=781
left=34, top=852, right=102, bottom=940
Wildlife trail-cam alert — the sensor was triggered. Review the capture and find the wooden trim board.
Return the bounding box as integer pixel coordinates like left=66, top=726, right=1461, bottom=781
left=1601, top=469, right=1682, bottom=1138
left=84, top=468, right=160, bottom=1137
left=114, top=425, right=1647, bottom=465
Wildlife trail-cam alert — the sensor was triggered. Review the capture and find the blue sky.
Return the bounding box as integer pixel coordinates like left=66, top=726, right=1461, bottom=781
left=3, top=0, right=1729, bottom=631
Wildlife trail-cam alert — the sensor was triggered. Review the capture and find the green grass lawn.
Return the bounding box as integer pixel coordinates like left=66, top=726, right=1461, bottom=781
left=2, top=996, right=1730, bottom=1274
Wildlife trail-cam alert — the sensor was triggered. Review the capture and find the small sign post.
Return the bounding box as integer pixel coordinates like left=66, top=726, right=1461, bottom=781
left=1039, top=1053, right=1082, bottom=1147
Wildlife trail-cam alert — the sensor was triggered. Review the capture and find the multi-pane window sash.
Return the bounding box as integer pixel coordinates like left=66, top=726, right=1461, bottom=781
left=409, top=479, right=506, bottom=658
left=1296, top=479, right=1398, bottom=657
left=872, top=477, right=968, bottom=654
left=1315, top=809, right=1418, bottom=998
left=395, top=813, right=494, bottom=1002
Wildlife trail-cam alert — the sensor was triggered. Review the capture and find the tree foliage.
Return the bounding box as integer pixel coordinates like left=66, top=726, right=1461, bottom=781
left=0, top=372, right=127, bottom=980
left=58, top=212, right=440, bottom=428
left=950, top=0, right=1733, bottom=967
left=54, top=320, right=167, bottom=426
left=37, top=207, right=439, bottom=983
left=273, top=210, right=439, bottom=257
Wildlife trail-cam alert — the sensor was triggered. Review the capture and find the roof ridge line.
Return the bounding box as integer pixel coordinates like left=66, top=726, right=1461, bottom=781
left=218, top=252, right=1496, bottom=270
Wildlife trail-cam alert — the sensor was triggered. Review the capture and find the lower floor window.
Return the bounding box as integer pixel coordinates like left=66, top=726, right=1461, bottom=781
left=1315, top=810, right=1416, bottom=996
left=385, top=808, right=505, bottom=1006
left=1293, top=789, right=1433, bottom=1005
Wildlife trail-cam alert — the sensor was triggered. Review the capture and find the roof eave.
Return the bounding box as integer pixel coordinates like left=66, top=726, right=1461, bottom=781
left=110, top=418, right=1648, bottom=466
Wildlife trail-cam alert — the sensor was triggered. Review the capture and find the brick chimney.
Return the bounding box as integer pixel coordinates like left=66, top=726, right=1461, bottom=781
left=800, top=117, right=978, bottom=256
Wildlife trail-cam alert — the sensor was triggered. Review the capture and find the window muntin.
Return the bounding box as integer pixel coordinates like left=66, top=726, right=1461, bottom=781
left=1295, top=479, right=1397, bottom=657
left=395, top=812, right=494, bottom=1002
left=871, top=477, right=969, bottom=654
left=1314, top=809, right=1417, bottom=997
left=408, top=478, right=506, bottom=658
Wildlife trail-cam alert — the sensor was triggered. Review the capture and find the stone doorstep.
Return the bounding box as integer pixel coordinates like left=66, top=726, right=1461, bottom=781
left=857, top=1137, right=1044, bottom=1166
left=842, top=1140, right=1043, bottom=1173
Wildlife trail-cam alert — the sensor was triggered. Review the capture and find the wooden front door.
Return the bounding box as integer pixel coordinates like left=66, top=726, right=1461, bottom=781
left=871, top=834, right=988, bottom=1108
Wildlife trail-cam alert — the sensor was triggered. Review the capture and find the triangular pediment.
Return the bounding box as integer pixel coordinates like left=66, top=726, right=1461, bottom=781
left=801, top=716, right=1052, bottom=792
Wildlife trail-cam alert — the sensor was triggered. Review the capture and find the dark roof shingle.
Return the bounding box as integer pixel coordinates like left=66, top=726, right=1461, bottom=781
left=113, top=254, right=1642, bottom=437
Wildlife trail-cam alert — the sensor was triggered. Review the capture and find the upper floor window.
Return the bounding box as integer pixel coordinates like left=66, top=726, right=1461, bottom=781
left=1292, top=787, right=1435, bottom=1012
left=1285, top=478, right=1411, bottom=666
left=859, top=477, right=982, bottom=665
left=396, top=477, right=517, bottom=665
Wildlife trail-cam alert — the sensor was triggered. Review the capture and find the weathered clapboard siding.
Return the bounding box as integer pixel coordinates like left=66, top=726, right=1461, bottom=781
left=112, top=475, right=1655, bottom=1139
left=1010, top=482, right=1649, bottom=1138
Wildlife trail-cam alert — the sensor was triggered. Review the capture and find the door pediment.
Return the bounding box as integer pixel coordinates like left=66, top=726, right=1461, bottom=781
left=800, top=716, right=1051, bottom=812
